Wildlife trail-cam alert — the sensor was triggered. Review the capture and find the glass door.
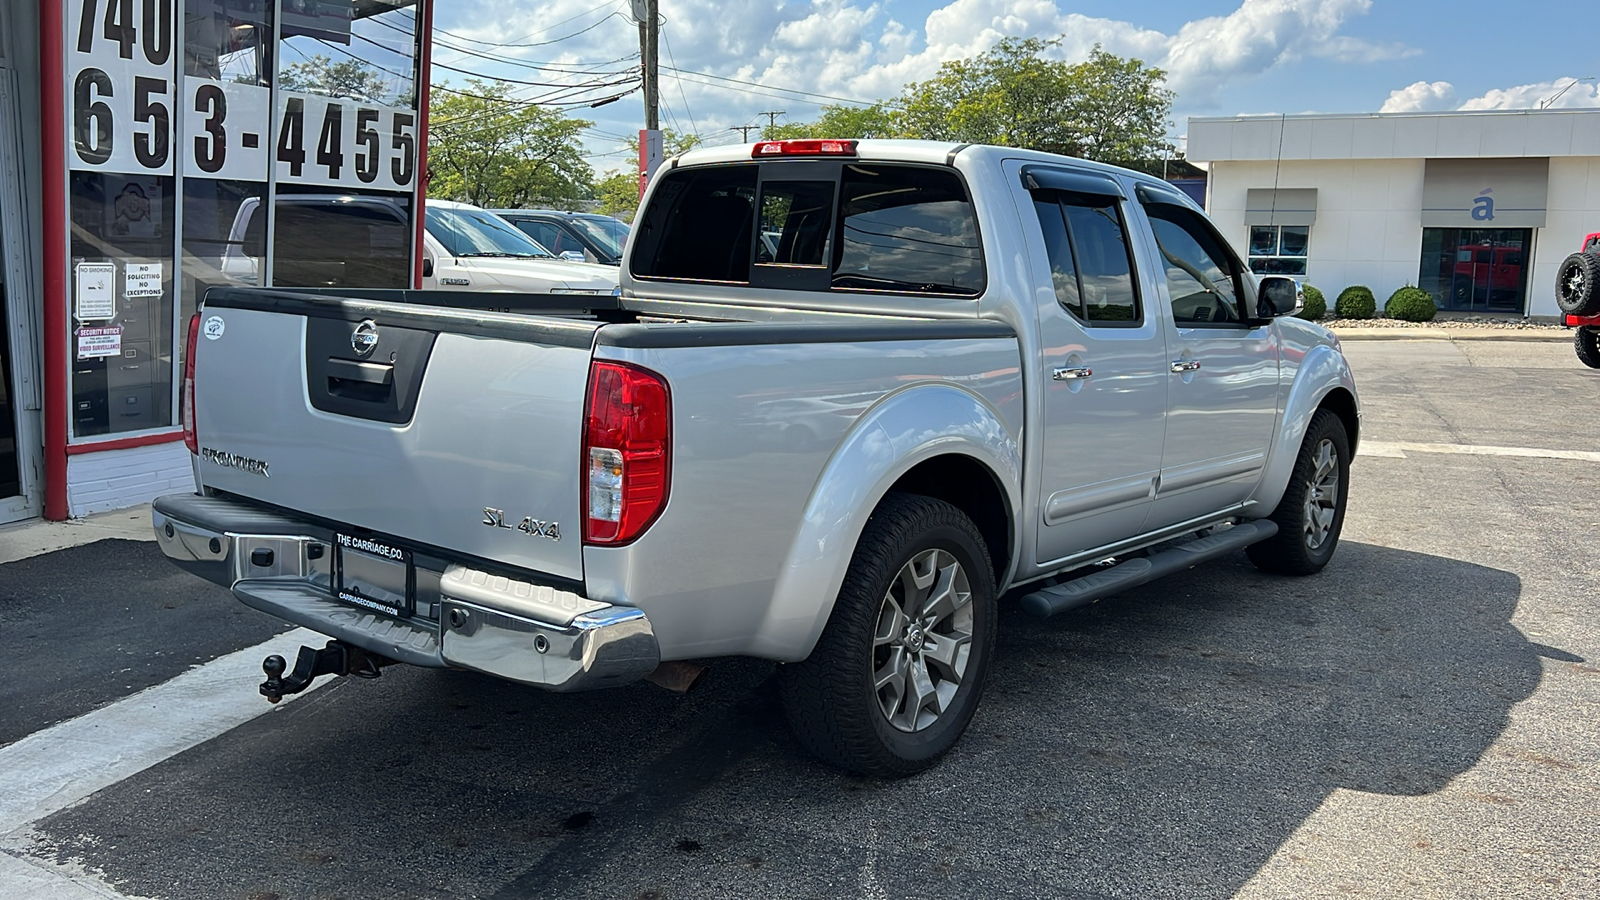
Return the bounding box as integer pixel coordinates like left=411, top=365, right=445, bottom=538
left=1419, top=228, right=1532, bottom=313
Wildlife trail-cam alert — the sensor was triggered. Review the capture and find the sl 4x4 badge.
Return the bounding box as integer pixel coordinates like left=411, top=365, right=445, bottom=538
left=483, top=508, right=561, bottom=541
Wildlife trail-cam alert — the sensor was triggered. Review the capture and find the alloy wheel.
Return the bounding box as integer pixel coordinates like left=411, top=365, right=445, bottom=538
left=1302, top=438, right=1340, bottom=550
left=872, top=549, right=974, bottom=732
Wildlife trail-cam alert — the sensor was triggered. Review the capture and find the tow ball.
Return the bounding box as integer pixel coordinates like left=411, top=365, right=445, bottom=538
left=260, top=640, right=391, bottom=703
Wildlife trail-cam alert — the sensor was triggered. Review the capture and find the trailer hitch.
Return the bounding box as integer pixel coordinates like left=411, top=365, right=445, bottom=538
left=260, top=640, right=390, bottom=703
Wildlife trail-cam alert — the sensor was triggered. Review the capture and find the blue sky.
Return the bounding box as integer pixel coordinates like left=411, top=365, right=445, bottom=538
left=431, top=0, right=1600, bottom=173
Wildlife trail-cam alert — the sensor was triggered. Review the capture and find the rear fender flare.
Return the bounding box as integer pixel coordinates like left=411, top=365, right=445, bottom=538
left=1251, top=343, right=1359, bottom=515
left=754, top=383, right=1021, bottom=663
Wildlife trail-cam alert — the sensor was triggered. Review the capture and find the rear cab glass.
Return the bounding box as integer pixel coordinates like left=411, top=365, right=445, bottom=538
left=630, top=161, right=985, bottom=297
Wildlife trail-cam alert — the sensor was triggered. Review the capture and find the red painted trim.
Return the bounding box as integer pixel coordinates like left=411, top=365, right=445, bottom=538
left=412, top=0, right=434, bottom=289
left=66, top=432, right=185, bottom=456
left=40, top=0, right=69, bottom=520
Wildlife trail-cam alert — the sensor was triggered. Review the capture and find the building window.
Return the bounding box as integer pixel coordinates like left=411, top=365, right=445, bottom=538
left=1247, top=225, right=1308, bottom=276
left=1418, top=228, right=1531, bottom=313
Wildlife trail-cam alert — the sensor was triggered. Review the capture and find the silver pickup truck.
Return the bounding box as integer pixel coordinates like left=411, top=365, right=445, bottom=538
left=154, top=139, right=1359, bottom=776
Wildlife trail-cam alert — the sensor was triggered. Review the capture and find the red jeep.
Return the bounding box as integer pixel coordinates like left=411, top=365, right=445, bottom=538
left=1559, top=232, right=1600, bottom=368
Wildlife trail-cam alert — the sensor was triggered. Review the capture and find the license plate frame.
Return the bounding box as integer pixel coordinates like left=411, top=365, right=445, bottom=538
left=335, top=533, right=414, bottom=617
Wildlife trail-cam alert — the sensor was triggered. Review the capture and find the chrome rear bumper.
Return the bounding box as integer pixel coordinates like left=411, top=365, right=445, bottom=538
left=152, top=493, right=659, bottom=691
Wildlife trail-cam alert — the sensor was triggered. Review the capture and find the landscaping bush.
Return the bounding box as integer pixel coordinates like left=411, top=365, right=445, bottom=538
left=1334, top=285, right=1376, bottom=319
left=1384, top=285, right=1438, bottom=322
left=1296, top=284, right=1326, bottom=320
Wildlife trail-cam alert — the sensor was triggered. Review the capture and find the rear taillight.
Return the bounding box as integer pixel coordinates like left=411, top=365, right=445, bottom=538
left=751, top=139, right=858, bottom=157
left=182, top=313, right=201, bottom=454
left=583, top=361, right=671, bottom=544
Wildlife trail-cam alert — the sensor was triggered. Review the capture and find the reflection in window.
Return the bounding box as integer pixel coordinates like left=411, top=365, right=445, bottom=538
left=265, top=190, right=411, bottom=288
left=1031, top=191, right=1139, bottom=324
left=1247, top=224, right=1308, bottom=276
left=834, top=165, right=983, bottom=295
left=279, top=0, right=419, bottom=108
left=184, top=0, right=273, bottom=83
left=1147, top=205, right=1243, bottom=324
left=630, top=166, right=758, bottom=282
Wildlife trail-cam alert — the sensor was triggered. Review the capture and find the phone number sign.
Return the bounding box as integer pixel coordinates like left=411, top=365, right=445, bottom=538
left=68, top=0, right=418, bottom=193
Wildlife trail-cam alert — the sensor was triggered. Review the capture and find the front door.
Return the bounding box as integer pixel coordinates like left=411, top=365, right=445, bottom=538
left=1017, top=165, right=1169, bottom=566
left=1139, top=200, right=1281, bottom=530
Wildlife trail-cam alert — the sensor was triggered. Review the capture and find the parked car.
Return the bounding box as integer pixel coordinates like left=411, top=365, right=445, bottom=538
left=1557, top=231, right=1600, bottom=367
left=490, top=209, right=629, bottom=266
left=221, top=193, right=413, bottom=289
left=155, top=139, right=1359, bottom=776
left=423, top=201, right=618, bottom=294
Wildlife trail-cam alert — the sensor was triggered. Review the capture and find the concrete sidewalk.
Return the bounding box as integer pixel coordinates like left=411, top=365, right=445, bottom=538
left=0, top=504, right=154, bottom=565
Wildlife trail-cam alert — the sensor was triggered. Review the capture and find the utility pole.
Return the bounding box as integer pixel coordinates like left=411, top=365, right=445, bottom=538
left=730, top=124, right=758, bottom=141
left=759, top=110, right=786, bottom=129
left=632, top=0, right=661, bottom=198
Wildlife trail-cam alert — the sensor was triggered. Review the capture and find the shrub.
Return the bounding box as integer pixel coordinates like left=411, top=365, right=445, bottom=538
left=1334, top=285, right=1376, bottom=319
left=1296, top=284, right=1326, bottom=320
left=1385, top=285, right=1438, bottom=322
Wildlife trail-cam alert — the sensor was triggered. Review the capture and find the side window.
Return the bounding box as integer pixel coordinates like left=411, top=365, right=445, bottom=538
left=1031, top=191, right=1140, bottom=325
left=835, top=165, right=984, bottom=295
left=1145, top=204, right=1246, bottom=325
left=515, top=220, right=559, bottom=254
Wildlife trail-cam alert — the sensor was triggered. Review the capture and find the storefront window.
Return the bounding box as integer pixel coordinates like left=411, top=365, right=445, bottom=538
left=1418, top=228, right=1531, bottom=313
left=1247, top=225, right=1309, bottom=276
left=61, top=0, right=425, bottom=442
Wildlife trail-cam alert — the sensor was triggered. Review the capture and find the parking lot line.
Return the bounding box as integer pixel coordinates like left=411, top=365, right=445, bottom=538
left=0, top=628, right=329, bottom=897
left=1359, top=440, right=1600, bottom=463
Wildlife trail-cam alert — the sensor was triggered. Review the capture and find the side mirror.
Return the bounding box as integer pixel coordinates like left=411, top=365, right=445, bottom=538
left=560, top=250, right=585, bottom=262
left=422, top=257, right=434, bottom=278
left=1256, top=276, right=1302, bottom=318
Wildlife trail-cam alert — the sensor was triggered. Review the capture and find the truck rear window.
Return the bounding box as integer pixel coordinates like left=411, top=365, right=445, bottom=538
left=631, top=162, right=984, bottom=296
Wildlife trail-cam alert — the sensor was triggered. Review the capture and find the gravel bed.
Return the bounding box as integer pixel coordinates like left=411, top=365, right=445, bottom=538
left=1319, top=315, right=1568, bottom=331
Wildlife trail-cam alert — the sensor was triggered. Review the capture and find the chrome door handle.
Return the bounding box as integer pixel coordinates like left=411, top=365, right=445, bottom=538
left=1170, top=360, right=1201, bottom=373
left=1053, top=366, right=1092, bottom=381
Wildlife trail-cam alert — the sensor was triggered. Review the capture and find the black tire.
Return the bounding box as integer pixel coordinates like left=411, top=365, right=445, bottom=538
left=778, top=493, right=997, bottom=777
left=1247, top=409, right=1351, bottom=576
left=1555, top=252, right=1600, bottom=316
left=1577, top=327, right=1600, bottom=369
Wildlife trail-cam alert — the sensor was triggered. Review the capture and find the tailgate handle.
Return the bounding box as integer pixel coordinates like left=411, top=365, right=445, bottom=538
left=327, top=358, right=394, bottom=385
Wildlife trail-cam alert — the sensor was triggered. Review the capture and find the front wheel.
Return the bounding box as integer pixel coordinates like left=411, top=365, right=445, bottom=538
left=1247, top=409, right=1351, bottom=575
left=778, top=493, right=997, bottom=777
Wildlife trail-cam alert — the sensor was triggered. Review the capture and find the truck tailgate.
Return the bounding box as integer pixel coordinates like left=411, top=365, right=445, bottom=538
left=193, top=291, right=600, bottom=582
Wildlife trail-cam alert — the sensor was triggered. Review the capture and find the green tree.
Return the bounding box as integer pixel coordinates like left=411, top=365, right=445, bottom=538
left=594, top=170, right=640, bottom=221
left=428, top=81, right=594, bottom=209
left=897, top=40, right=1173, bottom=170
left=762, top=104, right=903, bottom=140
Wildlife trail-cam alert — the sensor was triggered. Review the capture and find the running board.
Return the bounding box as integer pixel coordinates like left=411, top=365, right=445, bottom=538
left=1018, top=520, right=1279, bottom=619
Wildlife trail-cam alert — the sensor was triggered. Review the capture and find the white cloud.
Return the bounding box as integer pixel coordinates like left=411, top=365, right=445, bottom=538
left=1457, top=77, right=1600, bottom=110
left=1380, top=80, right=1458, bottom=113
left=434, top=0, right=1411, bottom=160
left=1378, top=77, right=1600, bottom=114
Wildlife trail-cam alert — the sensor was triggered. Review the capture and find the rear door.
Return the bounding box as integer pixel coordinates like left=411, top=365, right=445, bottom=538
left=1012, top=164, right=1168, bottom=565
left=1134, top=193, right=1280, bottom=530
left=193, top=291, right=600, bottom=581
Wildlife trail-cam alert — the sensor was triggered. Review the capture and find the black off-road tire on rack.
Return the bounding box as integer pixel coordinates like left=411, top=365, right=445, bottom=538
left=1246, top=409, right=1351, bottom=576
left=777, top=493, right=997, bottom=777
left=1556, top=252, right=1600, bottom=317
left=1576, top=327, right=1600, bottom=370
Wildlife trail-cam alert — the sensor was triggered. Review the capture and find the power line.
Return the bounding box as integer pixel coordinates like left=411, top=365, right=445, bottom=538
left=759, top=110, right=786, bottom=127
left=729, top=124, right=758, bottom=140
left=659, top=19, right=698, bottom=138
left=431, top=0, right=627, bottom=50
left=661, top=66, right=893, bottom=108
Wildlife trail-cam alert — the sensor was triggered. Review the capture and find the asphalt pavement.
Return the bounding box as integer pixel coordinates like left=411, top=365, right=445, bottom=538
left=0, top=337, right=1595, bottom=899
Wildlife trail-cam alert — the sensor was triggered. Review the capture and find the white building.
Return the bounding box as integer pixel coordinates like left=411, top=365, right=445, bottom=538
left=1187, top=109, right=1600, bottom=318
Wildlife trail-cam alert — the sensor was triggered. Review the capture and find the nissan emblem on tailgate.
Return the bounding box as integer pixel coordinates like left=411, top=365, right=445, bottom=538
left=351, top=319, right=379, bottom=356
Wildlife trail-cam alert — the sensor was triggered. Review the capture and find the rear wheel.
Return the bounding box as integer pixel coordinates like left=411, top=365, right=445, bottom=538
left=1577, top=327, right=1600, bottom=369
left=778, top=493, right=997, bottom=777
left=1556, top=252, right=1600, bottom=316
left=1247, top=409, right=1350, bottom=575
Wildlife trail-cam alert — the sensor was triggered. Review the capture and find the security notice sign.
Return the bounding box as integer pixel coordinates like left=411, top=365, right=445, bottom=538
left=67, top=0, right=178, bottom=175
